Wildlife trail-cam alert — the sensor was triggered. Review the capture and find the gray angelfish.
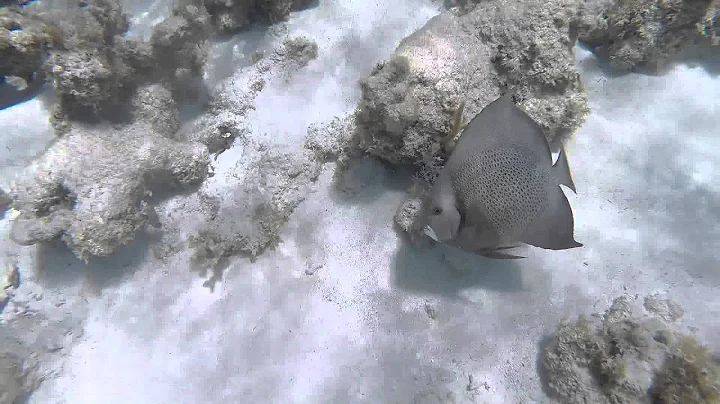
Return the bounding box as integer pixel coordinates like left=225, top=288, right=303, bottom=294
left=423, top=90, right=582, bottom=259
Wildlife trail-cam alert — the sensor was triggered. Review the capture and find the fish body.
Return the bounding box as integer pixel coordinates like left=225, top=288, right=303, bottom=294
left=423, top=91, right=582, bottom=259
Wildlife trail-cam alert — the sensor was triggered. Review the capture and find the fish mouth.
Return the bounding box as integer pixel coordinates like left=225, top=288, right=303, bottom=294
left=423, top=225, right=439, bottom=242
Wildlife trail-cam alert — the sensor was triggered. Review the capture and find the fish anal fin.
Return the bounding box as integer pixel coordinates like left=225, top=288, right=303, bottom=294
left=520, top=186, right=582, bottom=251
left=553, top=147, right=576, bottom=193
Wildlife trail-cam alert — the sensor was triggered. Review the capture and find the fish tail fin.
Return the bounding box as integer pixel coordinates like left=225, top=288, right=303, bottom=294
left=553, top=147, right=577, bottom=193
left=519, top=185, right=582, bottom=251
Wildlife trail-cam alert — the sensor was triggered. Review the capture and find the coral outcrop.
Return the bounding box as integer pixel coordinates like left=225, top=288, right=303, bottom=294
left=543, top=295, right=720, bottom=404
left=9, top=85, right=209, bottom=262
left=576, top=0, right=719, bottom=73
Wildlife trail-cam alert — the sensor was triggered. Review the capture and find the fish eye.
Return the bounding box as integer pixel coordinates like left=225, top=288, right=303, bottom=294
left=432, top=207, right=442, bottom=215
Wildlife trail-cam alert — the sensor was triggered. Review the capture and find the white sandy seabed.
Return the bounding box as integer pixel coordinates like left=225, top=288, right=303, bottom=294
left=0, top=0, right=718, bottom=403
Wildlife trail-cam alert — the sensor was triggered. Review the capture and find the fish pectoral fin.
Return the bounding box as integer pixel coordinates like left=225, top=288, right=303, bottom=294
left=520, top=186, right=582, bottom=251
left=474, top=241, right=525, bottom=260
left=553, top=147, right=576, bottom=193
left=493, top=244, right=523, bottom=251
left=477, top=248, right=525, bottom=260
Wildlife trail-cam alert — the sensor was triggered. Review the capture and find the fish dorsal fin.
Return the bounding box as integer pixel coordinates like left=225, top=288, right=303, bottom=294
left=444, top=100, right=466, bottom=152
left=553, top=147, right=576, bottom=193
left=450, top=90, right=551, bottom=164
left=451, top=100, right=466, bottom=139
left=500, top=82, right=517, bottom=100
left=499, top=85, right=516, bottom=104
left=506, top=98, right=553, bottom=161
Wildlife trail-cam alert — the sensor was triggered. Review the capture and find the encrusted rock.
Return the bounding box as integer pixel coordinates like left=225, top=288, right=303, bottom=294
left=35, top=0, right=137, bottom=128
left=46, top=50, right=115, bottom=117
left=544, top=296, right=671, bottom=403
left=651, top=335, right=720, bottom=404
left=181, top=36, right=325, bottom=289
left=0, top=298, right=82, bottom=404
left=40, top=1, right=209, bottom=130
left=542, top=295, right=719, bottom=404
left=0, top=188, right=12, bottom=218
left=305, top=115, right=354, bottom=162
left=393, top=196, right=424, bottom=234
left=189, top=145, right=322, bottom=289
left=443, top=0, right=481, bottom=14
left=9, top=86, right=209, bottom=262
left=44, top=0, right=129, bottom=51
left=270, top=36, right=318, bottom=67
left=576, top=0, right=718, bottom=73
left=699, top=1, right=720, bottom=46
left=0, top=351, right=27, bottom=404
left=0, top=7, right=57, bottom=82
left=644, top=293, right=685, bottom=323
left=355, top=0, right=589, bottom=235
left=150, top=3, right=212, bottom=100
left=0, top=261, right=19, bottom=312
left=202, top=0, right=317, bottom=34
left=181, top=36, right=319, bottom=154
left=110, top=37, right=156, bottom=86
left=354, top=0, right=589, bottom=175
left=130, top=84, right=180, bottom=138
left=202, top=0, right=252, bottom=33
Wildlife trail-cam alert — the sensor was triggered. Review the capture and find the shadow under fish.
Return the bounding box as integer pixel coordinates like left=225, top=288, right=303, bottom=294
left=421, top=89, right=582, bottom=259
